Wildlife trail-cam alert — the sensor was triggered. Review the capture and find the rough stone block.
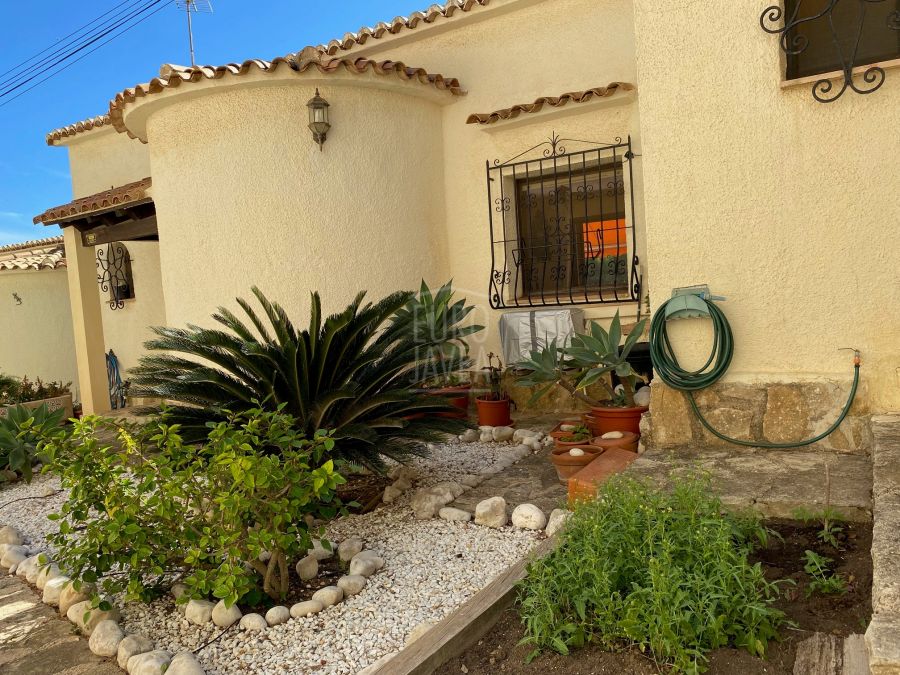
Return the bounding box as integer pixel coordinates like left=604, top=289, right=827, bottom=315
left=763, top=384, right=810, bottom=443
left=648, top=383, right=693, bottom=447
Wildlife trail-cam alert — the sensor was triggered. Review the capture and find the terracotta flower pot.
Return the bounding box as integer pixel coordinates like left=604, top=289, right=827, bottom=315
left=589, top=431, right=639, bottom=453
left=428, top=385, right=471, bottom=419
left=549, top=419, right=584, bottom=440
left=583, top=405, right=649, bottom=437
left=476, top=396, right=512, bottom=426
left=550, top=445, right=603, bottom=484
left=553, top=435, right=595, bottom=451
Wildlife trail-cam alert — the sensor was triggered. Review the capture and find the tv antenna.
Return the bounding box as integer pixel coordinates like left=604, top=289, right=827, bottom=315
left=175, top=0, right=213, bottom=66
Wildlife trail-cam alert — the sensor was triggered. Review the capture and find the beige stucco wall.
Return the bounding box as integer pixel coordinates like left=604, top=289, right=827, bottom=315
left=142, top=76, right=449, bottom=327
left=65, top=127, right=150, bottom=197
left=632, top=0, right=900, bottom=411
left=0, top=269, right=79, bottom=397
left=97, top=240, right=167, bottom=378
left=347, top=0, right=646, bottom=364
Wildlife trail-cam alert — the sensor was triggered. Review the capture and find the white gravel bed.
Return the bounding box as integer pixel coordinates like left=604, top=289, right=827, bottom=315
left=1, top=438, right=544, bottom=675
left=0, top=472, right=66, bottom=552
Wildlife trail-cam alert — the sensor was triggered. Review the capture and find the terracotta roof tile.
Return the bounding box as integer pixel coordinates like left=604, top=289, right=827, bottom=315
left=0, top=236, right=66, bottom=271
left=33, top=177, right=152, bottom=225
left=108, top=49, right=464, bottom=140
left=466, top=83, right=636, bottom=125
left=318, top=0, right=491, bottom=55
left=45, top=114, right=110, bottom=145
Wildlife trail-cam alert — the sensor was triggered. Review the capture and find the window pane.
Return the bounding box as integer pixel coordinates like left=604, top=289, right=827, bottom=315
left=785, top=0, right=900, bottom=79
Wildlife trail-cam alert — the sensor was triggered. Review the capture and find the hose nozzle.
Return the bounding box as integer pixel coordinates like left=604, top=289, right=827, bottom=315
left=839, top=347, right=861, bottom=366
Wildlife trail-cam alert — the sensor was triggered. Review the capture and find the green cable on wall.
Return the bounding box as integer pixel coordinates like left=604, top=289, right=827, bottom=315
left=648, top=297, right=860, bottom=448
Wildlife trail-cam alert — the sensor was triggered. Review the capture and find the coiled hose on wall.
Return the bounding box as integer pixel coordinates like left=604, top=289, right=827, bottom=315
left=648, top=297, right=860, bottom=448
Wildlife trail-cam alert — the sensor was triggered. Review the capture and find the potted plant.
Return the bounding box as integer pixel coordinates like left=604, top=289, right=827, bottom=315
left=392, top=281, right=484, bottom=419
left=551, top=423, right=593, bottom=450
left=0, top=373, right=74, bottom=421
left=549, top=444, right=602, bottom=484
left=475, top=352, right=512, bottom=426
left=516, top=311, right=648, bottom=436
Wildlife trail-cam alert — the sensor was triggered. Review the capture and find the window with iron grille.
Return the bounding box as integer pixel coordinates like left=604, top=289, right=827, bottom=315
left=486, top=134, right=641, bottom=310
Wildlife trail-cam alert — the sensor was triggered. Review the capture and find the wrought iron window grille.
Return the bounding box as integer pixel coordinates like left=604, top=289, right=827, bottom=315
left=761, top=0, right=900, bottom=102
left=96, top=242, right=135, bottom=310
left=486, top=133, right=641, bottom=310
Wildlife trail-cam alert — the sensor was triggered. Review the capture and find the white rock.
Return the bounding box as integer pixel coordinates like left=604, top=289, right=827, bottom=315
left=0, top=526, right=22, bottom=546
left=492, top=426, right=515, bottom=442
left=25, top=556, right=45, bottom=584
left=358, top=652, right=397, bottom=675
left=348, top=557, right=377, bottom=578
left=88, top=619, right=124, bottom=657
left=509, top=444, right=531, bottom=460
left=511, top=504, right=547, bottom=530
left=352, top=550, right=385, bottom=570
left=290, top=600, right=323, bottom=618
left=1, top=545, right=26, bottom=570
left=406, top=621, right=436, bottom=646
left=16, top=554, right=40, bottom=580
left=542, top=435, right=555, bottom=447
left=167, top=652, right=205, bottom=675
left=312, top=585, right=344, bottom=607
left=560, top=424, right=577, bottom=432
left=118, top=635, right=154, bottom=669
left=438, top=507, right=472, bottom=522
left=459, top=429, right=479, bottom=443
left=601, top=430, right=624, bottom=439
left=184, top=599, right=215, bottom=626
left=474, top=497, right=508, bottom=528
left=478, top=425, right=495, bottom=432
left=569, top=448, right=585, bottom=457
left=307, top=538, right=334, bottom=561
left=295, top=554, right=318, bottom=581
left=410, top=487, right=454, bottom=519
left=239, top=613, right=267, bottom=631
left=58, top=581, right=93, bottom=616
left=546, top=509, right=572, bottom=537
left=127, top=649, right=171, bottom=675
left=432, top=481, right=465, bottom=499
left=211, top=599, right=242, bottom=628
left=67, top=599, right=120, bottom=635
left=382, top=485, right=403, bottom=503
left=265, top=605, right=290, bottom=626
left=634, top=387, right=651, bottom=407
left=392, top=476, right=412, bottom=491
left=338, top=537, right=364, bottom=562
left=513, top=429, right=541, bottom=442
left=525, top=438, right=543, bottom=452
left=42, top=574, right=70, bottom=606
left=479, top=430, right=494, bottom=443
left=170, top=582, right=188, bottom=600
left=337, top=574, right=367, bottom=596
left=460, top=474, right=483, bottom=488
left=36, top=562, right=60, bottom=590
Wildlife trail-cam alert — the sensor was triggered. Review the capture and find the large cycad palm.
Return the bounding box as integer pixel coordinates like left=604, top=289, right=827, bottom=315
left=130, top=286, right=472, bottom=470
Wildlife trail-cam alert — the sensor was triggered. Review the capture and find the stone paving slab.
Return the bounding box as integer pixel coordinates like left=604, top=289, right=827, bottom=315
left=625, top=445, right=872, bottom=521
left=0, top=575, right=120, bottom=675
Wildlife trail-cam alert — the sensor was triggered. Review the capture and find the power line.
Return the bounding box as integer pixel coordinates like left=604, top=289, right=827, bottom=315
left=0, top=0, right=169, bottom=99
left=0, top=1, right=173, bottom=109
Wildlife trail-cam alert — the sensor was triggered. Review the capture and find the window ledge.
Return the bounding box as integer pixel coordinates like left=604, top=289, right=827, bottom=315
left=781, top=57, right=900, bottom=89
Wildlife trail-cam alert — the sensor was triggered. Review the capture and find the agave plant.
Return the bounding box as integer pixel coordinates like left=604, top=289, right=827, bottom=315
left=130, top=286, right=473, bottom=471
left=516, top=311, right=647, bottom=407
left=389, top=280, right=484, bottom=388
left=0, top=403, right=67, bottom=482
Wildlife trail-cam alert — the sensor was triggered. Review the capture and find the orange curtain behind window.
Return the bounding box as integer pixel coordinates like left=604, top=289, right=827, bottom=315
left=583, top=219, right=627, bottom=258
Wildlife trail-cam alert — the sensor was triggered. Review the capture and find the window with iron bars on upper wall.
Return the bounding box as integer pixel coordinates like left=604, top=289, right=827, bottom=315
left=487, top=135, right=641, bottom=310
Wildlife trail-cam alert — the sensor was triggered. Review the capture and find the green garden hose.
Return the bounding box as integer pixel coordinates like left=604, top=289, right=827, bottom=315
left=648, top=297, right=860, bottom=448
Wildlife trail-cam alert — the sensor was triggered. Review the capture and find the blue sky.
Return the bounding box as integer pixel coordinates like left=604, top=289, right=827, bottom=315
left=0, top=0, right=427, bottom=245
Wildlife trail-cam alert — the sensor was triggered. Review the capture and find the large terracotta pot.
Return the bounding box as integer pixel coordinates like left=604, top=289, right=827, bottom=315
left=550, top=445, right=603, bottom=484
left=476, top=396, right=512, bottom=426
left=583, top=405, right=649, bottom=436
left=589, top=431, right=639, bottom=453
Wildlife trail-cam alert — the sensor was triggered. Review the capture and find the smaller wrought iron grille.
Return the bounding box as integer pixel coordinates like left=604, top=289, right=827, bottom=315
left=486, top=133, right=641, bottom=310
left=96, top=242, right=135, bottom=310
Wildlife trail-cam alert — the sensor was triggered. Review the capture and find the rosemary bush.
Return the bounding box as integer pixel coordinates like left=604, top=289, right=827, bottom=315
left=519, top=473, right=785, bottom=674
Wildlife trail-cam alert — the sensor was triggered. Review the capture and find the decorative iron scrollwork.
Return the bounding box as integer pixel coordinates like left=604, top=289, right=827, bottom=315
left=96, top=242, right=133, bottom=311
left=761, top=0, right=900, bottom=103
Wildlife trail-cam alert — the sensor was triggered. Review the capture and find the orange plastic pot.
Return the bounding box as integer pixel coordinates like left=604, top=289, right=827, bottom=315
left=476, top=396, right=512, bottom=426
left=583, top=405, right=649, bottom=436
left=589, top=431, right=639, bottom=453
left=550, top=445, right=603, bottom=484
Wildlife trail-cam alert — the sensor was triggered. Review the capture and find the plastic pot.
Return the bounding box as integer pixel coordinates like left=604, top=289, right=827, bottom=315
left=476, top=395, right=512, bottom=426
left=550, top=445, right=603, bottom=484
left=583, top=405, right=649, bottom=437
left=589, top=431, right=639, bottom=453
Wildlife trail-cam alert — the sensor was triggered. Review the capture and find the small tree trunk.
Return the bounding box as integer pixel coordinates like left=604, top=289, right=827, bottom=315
left=621, top=378, right=636, bottom=407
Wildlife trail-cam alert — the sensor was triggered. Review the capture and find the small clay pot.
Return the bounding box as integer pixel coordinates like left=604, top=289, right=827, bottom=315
left=589, top=431, right=639, bottom=453
left=549, top=445, right=603, bottom=484
left=553, top=435, right=594, bottom=451
left=476, top=396, right=512, bottom=426
left=583, top=405, right=649, bottom=436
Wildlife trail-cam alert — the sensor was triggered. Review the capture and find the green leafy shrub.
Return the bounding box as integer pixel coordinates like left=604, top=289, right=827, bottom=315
left=802, top=550, right=847, bottom=597
left=130, top=285, right=473, bottom=471
left=0, top=403, right=67, bottom=482
left=518, top=473, right=785, bottom=674
left=0, top=374, right=71, bottom=406
left=42, top=406, right=345, bottom=605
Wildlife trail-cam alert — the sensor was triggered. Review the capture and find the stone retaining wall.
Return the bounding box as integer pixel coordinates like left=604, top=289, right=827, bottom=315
left=642, top=380, right=871, bottom=453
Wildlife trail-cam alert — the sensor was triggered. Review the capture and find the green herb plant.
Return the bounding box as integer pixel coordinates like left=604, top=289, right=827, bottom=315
left=558, top=424, right=592, bottom=443
left=42, top=406, right=345, bottom=606
left=518, top=473, right=786, bottom=674
left=802, top=550, right=847, bottom=597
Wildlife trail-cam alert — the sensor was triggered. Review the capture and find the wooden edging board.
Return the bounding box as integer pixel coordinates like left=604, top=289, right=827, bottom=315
left=372, top=536, right=558, bottom=675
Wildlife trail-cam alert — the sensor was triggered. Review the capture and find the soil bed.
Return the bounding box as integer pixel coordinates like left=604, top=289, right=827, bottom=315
left=436, top=520, right=872, bottom=675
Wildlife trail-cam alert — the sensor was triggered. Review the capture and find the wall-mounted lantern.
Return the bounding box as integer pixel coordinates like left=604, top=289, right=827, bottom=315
left=306, top=88, right=331, bottom=150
